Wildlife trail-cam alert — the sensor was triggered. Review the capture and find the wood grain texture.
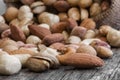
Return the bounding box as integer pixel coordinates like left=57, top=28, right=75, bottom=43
left=0, top=48, right=120, bottom=80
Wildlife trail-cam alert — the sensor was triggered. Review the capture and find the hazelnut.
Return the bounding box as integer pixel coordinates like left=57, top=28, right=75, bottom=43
left=4, top=7, right=18, bottom=22
left=38, top=12, right=60, bottom=26
left=30, top=1, right=46, bottom=14
left=79, top=0, right=93, bottom=8
left=53, top=1, right=70, bottom=12
left=71, top=27, right=87, bottom=39
left=80, top=8, right=89, bottom=20
left=21, top=0, right=35, bottom=5
left=90, top=3, right=101, bottom=17
left=80, top=18, right=96, bottom=30
left=42, top=0, right=57, bottom=6
left=68, top=7, right=80, bottom=21
left=58, top=13, right=68, bottom=21
left=84, top=30, right=96, bottom=39
left=67, top=0, right=79, bottom=6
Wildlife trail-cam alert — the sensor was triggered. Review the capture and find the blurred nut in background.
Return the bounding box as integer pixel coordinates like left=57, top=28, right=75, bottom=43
left=79, top=0, right=93, bottom=8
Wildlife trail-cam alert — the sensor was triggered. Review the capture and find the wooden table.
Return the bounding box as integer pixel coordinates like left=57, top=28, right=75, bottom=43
left=0, top=48, right=120, bottom=80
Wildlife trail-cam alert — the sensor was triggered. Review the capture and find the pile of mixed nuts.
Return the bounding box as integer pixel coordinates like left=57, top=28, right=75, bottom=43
left=0, top=0, right=119, bottom=75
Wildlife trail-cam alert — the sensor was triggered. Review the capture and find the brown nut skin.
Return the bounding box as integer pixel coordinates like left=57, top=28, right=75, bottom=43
left=50, top=43, right=65, bottom=51
left=51, top=22, right=68, bottom=33
left=26, top=57, right=50, bottom=72
left=10, top=24, right=26, bottom=42
left=66, top=18, right=78, bottom=33
left=42, top=33, right=65, bottom=46
left=57, top=53, right=104, bottom=68
left=80, top=18, right=96, bottom=30
left=58, top=13, right=68, bottom=21
left=53, top=1, right=70, bottom=12
left=21, top=0, right=35, bottom=5
left=71, top=26, right=87, bottom=39
left=67, top=0, right=79, bottom=6
left=76, top=43, right=97, bottom=56
left=28, top=24, right=51, bottom=39
left=78, top=0, right=93, bottom=8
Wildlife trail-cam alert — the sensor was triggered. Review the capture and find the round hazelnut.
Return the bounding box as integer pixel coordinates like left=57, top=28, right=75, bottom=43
left=90, top=3, right=101, bottom=17
left=80, top=8, right=89, bottom=20
left=67, top=0, right=79, bottom=6
left=68, top=7, right=80, bottom=21
left=4, top=7, right=18, bottom=22
left=58, top=13, right=68, bottom=21
left=78, top=0, right=93, bottom=8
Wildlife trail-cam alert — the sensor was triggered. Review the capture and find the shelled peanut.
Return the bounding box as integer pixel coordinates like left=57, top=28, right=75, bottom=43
left=0, top=0, right=117, bottom=75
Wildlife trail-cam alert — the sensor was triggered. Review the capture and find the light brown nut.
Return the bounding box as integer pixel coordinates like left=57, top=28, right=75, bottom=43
left=58, top=13, right=68, bottom=21
left=71, top=27, right=87, bottom=39
left=76, top=43, right=97, bottom=56
left=67, top=36, right=81, bottom=44
left=38, top=12, right=60, bottom=26
left=43, top=33, right=64, bottom=46
left=42, top=0, right=57, bottom=6
left=53, top=1, right=70, bottom=12
left=50, top=43, right=65, bottom=51
left=84, top=30, right=96, bottom=39
left=78, top=0, right=93, bottom=8
left=51, top=22, right=68, bottom=33
left=0, top=15, right=5, bottom=23
left=80, top=8, right=89, bottom=20
left=57, top=53, right=104, bottom=68
left=80, top=18, right=96, bottom=30
left=21, top=0, right=35, bottom=5
left=90, top=3, right=101, bottom=17
left=10, top=24, right=26, bottom=42
left=1, top=29, right=11, bottom=38
left=28, top=25, right=51, bottom=39
left=4, top=7, right=18, bottom=22
left=67, top=0, right=79, bottom=6
left=30, top=1, right=46, bottom=14
left=26, top=57, right=50, bottom=72
left=68, top=7, right=80, bottom=21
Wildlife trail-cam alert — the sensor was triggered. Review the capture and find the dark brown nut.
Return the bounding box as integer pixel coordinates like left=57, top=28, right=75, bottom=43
left=71, top=27, right=87, bottom=39
left=66, top=18, right=78, bottom=33
left=43, top=33, right=64, bottom=46
left=21, top=0, right=35, bottom=5
left=101, top=1, right=110, bottom=11
left=51, top=22, right=68, bottom=33
left=28, top=25, right=51, bottom=39
left=30, top=1, right=46, bottom=14
left=10, top=24, right=26, bottom=42
left=80, top=18, right=96, bottom=30
left=53, top=1, right=70, bottom=12
left=50, top=43, right=65, bottom=51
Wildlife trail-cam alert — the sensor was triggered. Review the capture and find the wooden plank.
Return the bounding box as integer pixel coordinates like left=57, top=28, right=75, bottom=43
left=0, top=49, right=120, bottom=80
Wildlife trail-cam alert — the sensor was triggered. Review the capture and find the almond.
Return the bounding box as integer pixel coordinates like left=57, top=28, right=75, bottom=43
left=51, top=22, right=68, bottom=33
left=57, top=53, right=104, bottom=68
left=28, top=24, right=51, bottom=39
left=10, top=24, right=26, bottom=42
left=42, top=33, right=64, bottom=46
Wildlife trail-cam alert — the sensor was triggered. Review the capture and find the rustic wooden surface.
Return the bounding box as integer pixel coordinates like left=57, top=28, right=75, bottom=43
left=0, top=48, right=120, bottom=80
